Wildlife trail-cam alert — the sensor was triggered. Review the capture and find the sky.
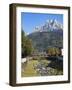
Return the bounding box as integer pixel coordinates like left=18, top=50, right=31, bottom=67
left=21, top=12, right=63, bottom=34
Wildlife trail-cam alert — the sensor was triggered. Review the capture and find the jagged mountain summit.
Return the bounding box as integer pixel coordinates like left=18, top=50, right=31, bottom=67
left=27, top=19, right=63, bottom=52
left=34, top=19, right=63, bottom=33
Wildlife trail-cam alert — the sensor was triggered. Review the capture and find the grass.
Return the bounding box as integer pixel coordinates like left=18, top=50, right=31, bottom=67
left=21, top=60, right=40, bottom=77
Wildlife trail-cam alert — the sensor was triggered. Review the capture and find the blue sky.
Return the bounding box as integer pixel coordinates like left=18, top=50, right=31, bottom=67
left=21, top=12, right=63, bottom=34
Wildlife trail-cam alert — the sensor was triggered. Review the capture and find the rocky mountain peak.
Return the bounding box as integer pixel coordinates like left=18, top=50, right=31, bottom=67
left=34, top=19, right=63, bottom=33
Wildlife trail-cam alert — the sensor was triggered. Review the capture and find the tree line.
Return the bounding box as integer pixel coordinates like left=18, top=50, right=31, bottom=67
left=21, top=30, right=34, bottom=58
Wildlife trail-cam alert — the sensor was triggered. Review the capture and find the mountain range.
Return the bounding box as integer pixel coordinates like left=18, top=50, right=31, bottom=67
left=34, top=19, right=63, bottom=32
left=27, top=19, right=63, bottom=52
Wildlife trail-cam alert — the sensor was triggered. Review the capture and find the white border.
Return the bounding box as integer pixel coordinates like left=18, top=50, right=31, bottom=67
left=16, top=7, right=68, bottom=83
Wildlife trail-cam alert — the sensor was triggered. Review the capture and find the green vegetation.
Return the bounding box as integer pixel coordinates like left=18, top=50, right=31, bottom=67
left=22, top=30, right=34, bottom=57
left=21, top=60, right=40, bottom=77
left=46, top=47, right=61, bottom=56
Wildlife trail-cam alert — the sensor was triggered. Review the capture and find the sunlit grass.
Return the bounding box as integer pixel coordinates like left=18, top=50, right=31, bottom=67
left=21, top=60, right=40, bottom=77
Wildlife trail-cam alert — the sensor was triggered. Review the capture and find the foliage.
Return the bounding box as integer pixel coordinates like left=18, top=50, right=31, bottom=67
left=46, top=47, right=61, bottom=56
left=21, top=30, right=34, bottom=57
